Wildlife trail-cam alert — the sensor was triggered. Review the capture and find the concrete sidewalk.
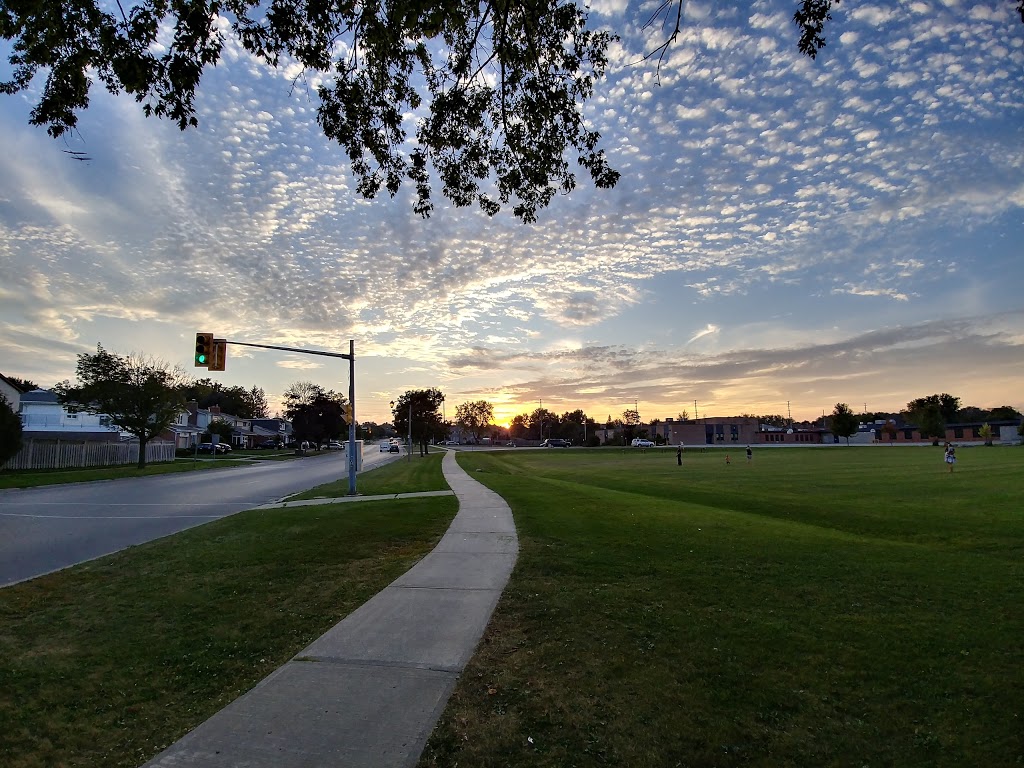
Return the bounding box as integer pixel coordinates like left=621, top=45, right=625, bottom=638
left=143, top=450, right=517, bottom=768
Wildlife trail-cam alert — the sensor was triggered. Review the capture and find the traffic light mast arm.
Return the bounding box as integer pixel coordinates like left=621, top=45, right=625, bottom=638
left=222, top=340, right=352, bottom=360
left=224, top=338, right=357, bottom=496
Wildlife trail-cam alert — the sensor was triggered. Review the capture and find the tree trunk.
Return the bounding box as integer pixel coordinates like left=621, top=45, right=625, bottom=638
left=137, top=436, right=148, bottom=469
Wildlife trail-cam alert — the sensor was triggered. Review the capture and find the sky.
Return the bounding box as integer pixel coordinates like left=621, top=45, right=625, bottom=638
left=1, top=0, right=1022, bottom=427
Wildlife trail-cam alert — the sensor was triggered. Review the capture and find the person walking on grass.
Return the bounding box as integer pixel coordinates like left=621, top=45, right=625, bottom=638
left=945, top=443, right=957, bottom=473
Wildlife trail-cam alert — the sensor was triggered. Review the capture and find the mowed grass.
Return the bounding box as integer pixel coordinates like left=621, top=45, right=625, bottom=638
left=421, top=446, right=1024, bottom=767
left=0, top=455, right=456, bottom=768
left=291, top=450, right=449, bottom=499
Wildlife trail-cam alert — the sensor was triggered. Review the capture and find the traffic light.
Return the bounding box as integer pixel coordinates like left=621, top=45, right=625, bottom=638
left=344, top=404, right=353, bottom=423
left=208, top=339, right=227, bottom=371
left=195, top=332, right=212, bottom=367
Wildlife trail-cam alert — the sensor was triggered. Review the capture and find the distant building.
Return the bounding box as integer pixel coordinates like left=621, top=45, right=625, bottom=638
left=18, top=389, right=123, bottom=441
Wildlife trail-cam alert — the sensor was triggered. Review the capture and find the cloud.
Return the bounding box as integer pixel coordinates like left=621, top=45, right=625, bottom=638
left=687, top=324, right=720, bottom=345
left=1, top=1, right=1021, bottom=420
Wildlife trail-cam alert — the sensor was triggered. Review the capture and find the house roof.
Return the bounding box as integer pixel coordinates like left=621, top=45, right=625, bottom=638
left=20, top=389, right=60, bottom=403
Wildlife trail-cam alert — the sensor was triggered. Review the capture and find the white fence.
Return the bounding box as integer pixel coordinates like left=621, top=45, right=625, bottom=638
left=2, top=439, right=177, bottom=471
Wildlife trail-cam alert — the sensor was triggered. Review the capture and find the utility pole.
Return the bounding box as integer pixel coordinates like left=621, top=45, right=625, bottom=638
left=347, top=340, right=356, bottom=493
left=408, top=399, right=413, bottom=462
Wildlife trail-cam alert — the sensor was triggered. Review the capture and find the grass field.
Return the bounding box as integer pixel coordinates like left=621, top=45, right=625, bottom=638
left=420, top=445, right=1023, bottom=767
left=291, top=449, right=449, bottom=499
left=0, top=453, right=454, bottom=768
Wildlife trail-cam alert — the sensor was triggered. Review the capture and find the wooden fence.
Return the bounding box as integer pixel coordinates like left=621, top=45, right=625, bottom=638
left=2, top=439, right=177, bottom=471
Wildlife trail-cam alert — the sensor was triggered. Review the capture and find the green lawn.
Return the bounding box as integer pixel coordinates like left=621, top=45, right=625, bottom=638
left=420, top=446, right=1024, bottom=767
left=0, top=457, right=456, bottom=768
left=291, top=450, right=449, bottom=499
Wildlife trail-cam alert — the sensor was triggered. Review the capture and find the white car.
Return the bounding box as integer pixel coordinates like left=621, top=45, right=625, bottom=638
left=631, top=438, right=656, bottom=448
left=379, top=440, right=392, bottom=452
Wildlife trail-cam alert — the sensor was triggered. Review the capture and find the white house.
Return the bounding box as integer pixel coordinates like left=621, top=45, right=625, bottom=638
left=0, top=373, right=25, bottom=411
left=19, top=389, right=123, bottom=441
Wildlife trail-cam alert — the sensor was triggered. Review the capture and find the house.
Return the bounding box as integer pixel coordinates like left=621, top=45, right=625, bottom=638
left=18, top=389, right=123, bottom=441
left=0, top=373, right=27, bottom=411
left=167, top=404, right=293, bottom=449
left=163, top=407, right=206, bottom=449
left=250, top=418, right=293, bottom=445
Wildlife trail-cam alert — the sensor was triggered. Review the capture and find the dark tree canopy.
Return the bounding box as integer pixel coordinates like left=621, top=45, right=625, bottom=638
left=53, top=345, right=188, bottom=468
left=182, top=379, right=269, bottom=419
left=205, top=418, right=235, bottom=442
left=0, top=393, right=24, bottom=467
left=282, top=381, right=348, bottom=444
left=0, top=0, right=618, bottom=222
left=455, top=400, right=494, bottom=442
left=392, top=389, right=446, bottom=452
left=906, top=394, right=961, bottom=424
left=7, top=2, right=1017, bottom=220
left=904, top=393, right=958, bottom=445
left=3, top=376, right=37, bottom=392
left=829, top=402, right=859, bottom=445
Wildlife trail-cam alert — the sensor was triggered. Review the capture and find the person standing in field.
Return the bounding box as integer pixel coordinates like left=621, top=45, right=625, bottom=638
left=945, top=443, right=957, bottom=473
left=676, top=446, right=682, bottom=466
left=746, top=445, right=752, bottom=463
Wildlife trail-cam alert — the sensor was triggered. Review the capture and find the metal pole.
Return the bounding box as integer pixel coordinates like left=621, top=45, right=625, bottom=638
left=347, top=339, right=356, bottom=495
left=408, top=400, right=413, bottom=462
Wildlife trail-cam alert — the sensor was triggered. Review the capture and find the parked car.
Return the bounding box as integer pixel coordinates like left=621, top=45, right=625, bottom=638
left=505, top=440, right=517, bottom=447
left=197, top=442, right=231, bottom=454
left=322, top=440, right=344, bottom=450
left=540, top=439, right=569, bottom=447
left=257, top=440, right=283, bottom=449
left=631, top=438, right=655, bottom=448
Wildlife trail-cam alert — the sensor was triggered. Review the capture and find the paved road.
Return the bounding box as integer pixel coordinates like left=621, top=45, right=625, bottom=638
left=0, top=449, right=394, bottom=587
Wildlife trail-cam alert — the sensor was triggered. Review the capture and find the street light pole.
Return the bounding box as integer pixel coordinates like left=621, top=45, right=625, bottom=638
left=408, top=399, right=413, bottom=462
left=347, top=339, right=356, bottom=496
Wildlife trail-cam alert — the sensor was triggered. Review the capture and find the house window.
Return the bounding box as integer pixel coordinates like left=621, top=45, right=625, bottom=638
left=66, top=412, right=77, bottom=419
left=730, top=425, right=739, bottom=441
left=904, top=429, right=914, bottom=439
left=971, top=427, right=981, bottom=438
left=99, top=415, right=111, bottom=427
left=953, top=427, right=963, bottom=439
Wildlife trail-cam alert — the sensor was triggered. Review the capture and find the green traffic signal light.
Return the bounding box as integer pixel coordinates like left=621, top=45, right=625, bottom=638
left=195, top=332, right=212, bottom=367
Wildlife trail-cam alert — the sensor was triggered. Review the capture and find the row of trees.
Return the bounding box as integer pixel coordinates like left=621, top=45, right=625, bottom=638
left=507, top=408, right=596, bottom=444
left=182, top=378, right=269, bottom=420
left=828, top=395, right=1024, bottom=445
